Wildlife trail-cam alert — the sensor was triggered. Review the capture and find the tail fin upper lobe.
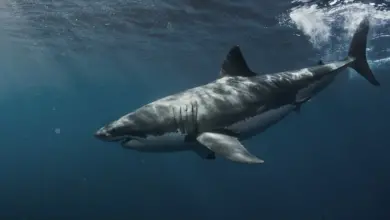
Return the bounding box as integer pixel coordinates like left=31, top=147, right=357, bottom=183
left=348, top=17, right=380, bottom=86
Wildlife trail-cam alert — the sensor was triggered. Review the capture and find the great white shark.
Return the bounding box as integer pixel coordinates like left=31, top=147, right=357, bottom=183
left=94, top=17, right=380, bottom=164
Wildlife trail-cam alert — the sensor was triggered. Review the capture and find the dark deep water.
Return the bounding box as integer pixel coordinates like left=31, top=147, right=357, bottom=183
left=0, top=0, right=390, bottom=219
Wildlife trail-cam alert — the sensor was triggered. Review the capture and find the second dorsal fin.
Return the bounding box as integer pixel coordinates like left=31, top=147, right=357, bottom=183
left=220, top=45, right=257, bottom=77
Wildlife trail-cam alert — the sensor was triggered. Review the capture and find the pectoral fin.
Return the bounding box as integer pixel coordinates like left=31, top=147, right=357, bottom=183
left=196, top=132, right=264, bottom=164
left=294, top=96, right=311, bottom=113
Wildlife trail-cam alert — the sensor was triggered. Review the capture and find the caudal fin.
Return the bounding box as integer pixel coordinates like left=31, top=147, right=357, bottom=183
left=347, top=17, right=380, bottom=86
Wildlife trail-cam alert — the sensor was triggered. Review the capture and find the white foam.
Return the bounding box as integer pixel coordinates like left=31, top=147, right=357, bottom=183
left=281, top=1, right=390, bottom=81
left=288, top=4, right=334, bottom=47
left=371, top=57, right=390, bottom=68
left=287, top=2, right=390, bottom=46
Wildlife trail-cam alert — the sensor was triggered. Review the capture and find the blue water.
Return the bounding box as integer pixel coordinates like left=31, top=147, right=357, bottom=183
left=1, top=0, right=390, bottom=219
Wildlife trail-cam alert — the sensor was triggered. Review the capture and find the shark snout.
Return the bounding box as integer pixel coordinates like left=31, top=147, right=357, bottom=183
left=94, top=125, right=129, bottom=143
left=94, top=127, right=112, bottom=141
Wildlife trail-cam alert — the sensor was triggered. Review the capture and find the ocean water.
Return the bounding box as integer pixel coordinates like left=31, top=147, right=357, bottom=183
left=0, top=0, right=389, bottom=219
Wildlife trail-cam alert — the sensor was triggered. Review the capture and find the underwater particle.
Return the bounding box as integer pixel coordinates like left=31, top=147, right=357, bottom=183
left=166, top=22, right=173, bottom=31
left=52, top=107, right=56, bottom=111
left=54, top=128, right=61, bottom=134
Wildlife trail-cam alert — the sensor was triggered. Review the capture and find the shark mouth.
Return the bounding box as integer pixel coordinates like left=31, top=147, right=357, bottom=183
left=120, top=137, right=132, bottom=144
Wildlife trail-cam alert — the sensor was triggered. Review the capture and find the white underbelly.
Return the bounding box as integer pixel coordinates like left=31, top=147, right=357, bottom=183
left=227, top=104, right=296, bottom=140
left=121, top=132, right=195, bottom=152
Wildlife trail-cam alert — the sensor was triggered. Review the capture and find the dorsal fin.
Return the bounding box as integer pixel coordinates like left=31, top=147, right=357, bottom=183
left=317, top=60, right=324, bottom=65
left=220, top=45, right=257, bottom=77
